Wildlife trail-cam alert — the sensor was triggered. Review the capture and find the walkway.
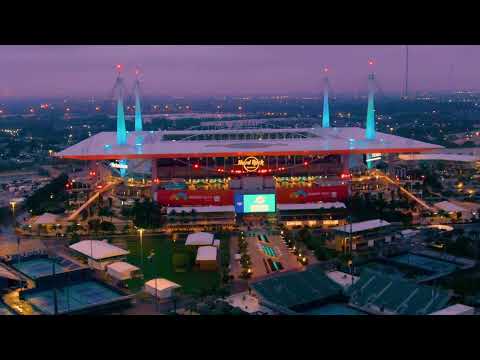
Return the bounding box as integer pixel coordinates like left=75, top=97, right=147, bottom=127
left=66, top=180, right=120, bottom=221
left=374, top=170, right=436, bottom=212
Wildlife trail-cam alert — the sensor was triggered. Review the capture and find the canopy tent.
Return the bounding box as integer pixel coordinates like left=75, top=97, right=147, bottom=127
left=185, top=232, right=214, bottom=246
left=69, top=240, right=129, bottom=260
left=144, top=278, right=181, bottom=299
left=106, top=261, right=140, bottom=281
left=195, top=246, right=218, bottom=271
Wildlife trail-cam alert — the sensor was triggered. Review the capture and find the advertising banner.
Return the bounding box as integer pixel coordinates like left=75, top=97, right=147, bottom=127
left=155, top=189, right=234, bottom=206
left=276, top=185, right=349, bottom=203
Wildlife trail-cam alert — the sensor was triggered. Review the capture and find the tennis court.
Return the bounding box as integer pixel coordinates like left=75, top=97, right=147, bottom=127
left=390, top=254, right=457, bottom=274
left=262, top=245, right=277, bottom=257
left=23, top=281, right=125, bottom=314
left=12, top=258, right=71, bottom=279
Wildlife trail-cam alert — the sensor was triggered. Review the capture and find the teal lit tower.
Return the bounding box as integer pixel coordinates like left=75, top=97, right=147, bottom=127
left=113, top=64, right=127, bottom=145
left=113, top=64, right=128, bottom=177
left=322, top=67, right=330, bottom=128
left=365, top=60, right=376, bottom=141
left=133, top=68, right=143, bottom=132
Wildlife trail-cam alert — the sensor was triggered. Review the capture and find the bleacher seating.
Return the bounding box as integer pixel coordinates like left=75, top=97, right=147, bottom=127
left=348, top=269, right=451, bottom=315
left=251, top=266, right=343, bottom=309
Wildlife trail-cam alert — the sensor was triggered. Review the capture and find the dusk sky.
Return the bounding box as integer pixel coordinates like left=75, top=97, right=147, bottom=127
left=0, top=45, right=479, bottom=98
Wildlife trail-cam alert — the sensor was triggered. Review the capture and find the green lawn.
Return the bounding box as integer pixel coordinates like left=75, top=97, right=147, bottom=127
left=124, top=234, right=220, bottom=295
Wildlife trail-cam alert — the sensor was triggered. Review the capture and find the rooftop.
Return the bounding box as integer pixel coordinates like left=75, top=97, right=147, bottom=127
left=31, top=213, right=58, bottom=225
left=69, top=240, right=129, bottom=260
left=434, top=201, right=468, bottom=213
left=145, top=278, right=181, bottom=292
left=196, top=246, right=217, bottom=262
left=106, top=261, right=139, bottom=273
left=185, top=232, right=214, bottom=246
left=55, top=127, right=443, bottom=160
left=332, top=219, right=391, bottom=233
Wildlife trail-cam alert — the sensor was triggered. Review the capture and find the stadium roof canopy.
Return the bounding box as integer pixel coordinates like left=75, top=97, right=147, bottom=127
left=55, top=127, right=443, bottom=160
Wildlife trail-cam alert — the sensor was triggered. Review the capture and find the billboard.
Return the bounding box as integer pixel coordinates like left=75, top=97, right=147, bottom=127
left=276, top=185, right=349, bottom=203
left=155, top=189, right=234, bottom=206
left=235, top=193, right=276, bottom=213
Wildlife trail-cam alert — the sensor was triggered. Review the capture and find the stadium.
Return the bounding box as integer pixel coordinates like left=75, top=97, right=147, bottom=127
left=55, top=69, right=443, bottom=217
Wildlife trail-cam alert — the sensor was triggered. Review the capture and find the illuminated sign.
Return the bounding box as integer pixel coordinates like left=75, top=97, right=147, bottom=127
left=366, top=153, right=382, bottom=162
left=237, top=156, right=264, bottom=172
left=243, top=194, right=276, bottom=213
left=110, top=162, right=128, bottom=169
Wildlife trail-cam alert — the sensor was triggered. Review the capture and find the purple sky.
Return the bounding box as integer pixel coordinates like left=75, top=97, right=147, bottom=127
left=0, top=45, right=479, bottom=98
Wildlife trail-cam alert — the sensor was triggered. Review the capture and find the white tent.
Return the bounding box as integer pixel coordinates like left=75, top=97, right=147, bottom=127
left=144, top=278, right=181, bottom=299
left=69, top=240, right=129, bottom=260
left=196, top=246, right=217, bottom=262
left=106, top=261, right=140, bottom=281
left=195, top=246, right=218, bottom=271
left=185, top=232, right=214, bottom=246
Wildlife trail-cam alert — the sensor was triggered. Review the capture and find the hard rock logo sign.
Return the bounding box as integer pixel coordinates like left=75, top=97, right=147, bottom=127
left=237, top=156, right=265, bottom=172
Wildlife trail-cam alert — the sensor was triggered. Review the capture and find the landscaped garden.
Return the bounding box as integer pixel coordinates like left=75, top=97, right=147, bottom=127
left=123, top=233, right=228, bottom=295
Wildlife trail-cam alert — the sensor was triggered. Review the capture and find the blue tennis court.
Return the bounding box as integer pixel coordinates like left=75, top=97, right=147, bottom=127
left=390, top=254, right=457, bottom=274
left=23, top=281, right=125, bottom=314
left=12, top=258, right=69, bottom=279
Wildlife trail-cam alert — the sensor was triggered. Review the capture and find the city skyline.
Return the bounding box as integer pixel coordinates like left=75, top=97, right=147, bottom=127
left=0, top=45, right=480, bottom=98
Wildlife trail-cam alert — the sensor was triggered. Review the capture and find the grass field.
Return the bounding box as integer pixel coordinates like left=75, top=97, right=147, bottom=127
left=123, top=234, right=221, bottom=295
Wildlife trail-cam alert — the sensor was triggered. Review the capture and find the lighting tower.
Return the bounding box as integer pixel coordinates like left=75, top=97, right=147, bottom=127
left=133, top=68, right=143, bottom=132
left=322, top=67, right=330, bottom=128
left=113, top=64, right=127, bottom=145
left=365, top=59, right=376, bottom=141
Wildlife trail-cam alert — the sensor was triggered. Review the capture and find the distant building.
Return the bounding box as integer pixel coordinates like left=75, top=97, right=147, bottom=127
left=434, top=201, right=477, bottom=221
left=329, top=219, right=392, bottom=252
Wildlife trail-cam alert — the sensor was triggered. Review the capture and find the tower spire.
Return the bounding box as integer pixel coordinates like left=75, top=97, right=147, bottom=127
left=322, top=67, right=330, bottom=128
left=134, top=68, right=143, bottom=131
left=366, top=59, right=376, bottom=140
left=113, top=64, right=127, bottom=145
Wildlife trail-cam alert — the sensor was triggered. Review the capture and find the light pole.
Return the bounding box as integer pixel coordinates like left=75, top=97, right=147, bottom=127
left=138, top=228, right=144, bottom=270
left=10, top=201, right=16, bottom=227
left=147, top=250, right=158, bottom=313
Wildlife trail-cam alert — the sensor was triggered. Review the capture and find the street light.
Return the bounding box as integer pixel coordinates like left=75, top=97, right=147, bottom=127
left=138, top=228, right=145, bottom=270
left=147, top=250, right=158, bottom=313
